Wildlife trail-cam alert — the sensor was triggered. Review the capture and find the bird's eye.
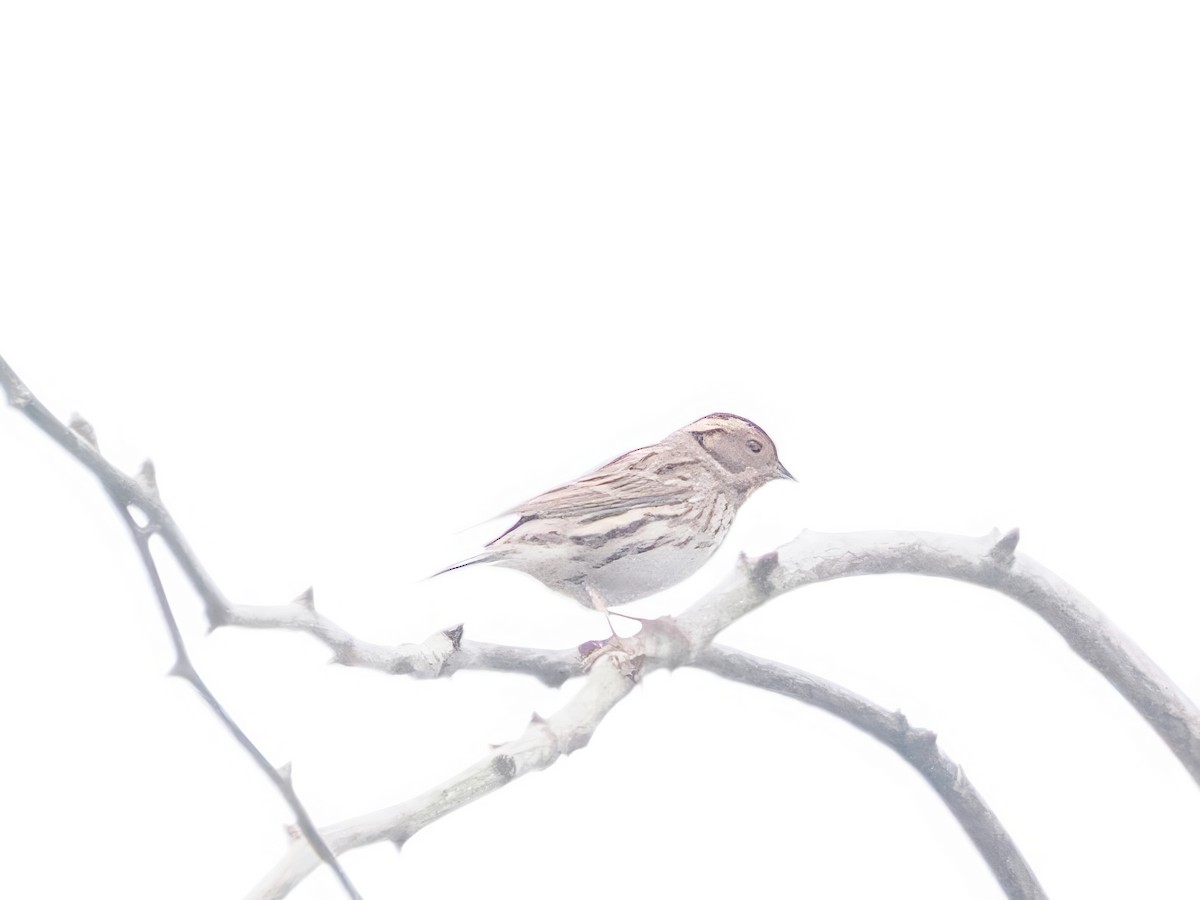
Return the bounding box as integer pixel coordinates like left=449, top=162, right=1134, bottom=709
left=747, top=439, right=763, bottom=453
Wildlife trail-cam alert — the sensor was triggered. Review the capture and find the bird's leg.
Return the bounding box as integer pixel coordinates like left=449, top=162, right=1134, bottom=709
left=585, top=584, right=620, bottom=639
left=584, top=589, right=689, bottom=671
left=581, top=585, right=642, bottom=672
left=609, top=609, right=653, bottom=625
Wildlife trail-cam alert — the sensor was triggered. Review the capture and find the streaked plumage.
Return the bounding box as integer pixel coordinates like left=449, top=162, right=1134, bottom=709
left=437, top=413, right=792, bottom=608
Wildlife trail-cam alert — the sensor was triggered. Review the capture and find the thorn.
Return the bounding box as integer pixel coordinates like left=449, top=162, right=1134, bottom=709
left=749, top=551, right=780, bottom=592
left=909, top=726, right=938, bottom=748
left=899, top=726, right=939, bottom=762
left=329, top=645, right=355, bottom=666
left=67, top=413, right=98, bottom=450
left=276, top=762, right=293, bottom=784
left=167, top=660, right=190, bottom=679
left=989, top=527, right=1020, bottom=565
left=136, top=459, right=159, bottom=496
left=443, top=623, right=464, bottom=650
left=529, top=711, right=546, bottom=725
left=292, top=587, right=315, bottom=611
left=284, top=823, right=302, bottom=842
left=736, top=550, right=751, bottom=575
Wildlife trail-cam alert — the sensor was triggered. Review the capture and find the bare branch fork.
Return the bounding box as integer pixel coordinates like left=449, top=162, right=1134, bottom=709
left=1, top=356, right=1041, bottom=899
left=0, top=355, right=362, bottom=900
left=236, top=528, right=1200, bottom=788
left=244, top=523, right=1200, bottom=898
left=6, top=354, right=1198, bottom=899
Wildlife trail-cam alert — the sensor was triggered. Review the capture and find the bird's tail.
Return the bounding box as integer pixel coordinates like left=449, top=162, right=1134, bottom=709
left=429, top=553, right=494, bottom=579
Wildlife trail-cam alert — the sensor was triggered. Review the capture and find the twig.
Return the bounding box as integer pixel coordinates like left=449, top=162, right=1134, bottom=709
left=14, top=359, right=1189, bottom=785
left=226, top=592, right=580, bottom=687
left=222, top=531, right=1200, bottom=794
left=694, top=644, right=1047, bottom=900
left=245, top=646, right=643, bottom=899
left=247, top=624, right=1048, bottom=900
left=242, top=531, right=1197, bottom=896
left=244, top=555, right=1052, bottom=899
left=759, top=530, right=1200, bottom=785
left=0, top=353, right=361, bottom=900
left=9, top=351, right=1195, bottom=897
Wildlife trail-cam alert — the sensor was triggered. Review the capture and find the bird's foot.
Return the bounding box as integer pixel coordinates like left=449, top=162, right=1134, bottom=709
left=578, top=615, right=691, bottom=678
left=578, top=634, right=644, bottom=680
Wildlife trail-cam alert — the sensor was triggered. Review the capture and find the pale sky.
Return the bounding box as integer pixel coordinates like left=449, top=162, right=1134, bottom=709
left=2, top=3, right=1198, bottom=898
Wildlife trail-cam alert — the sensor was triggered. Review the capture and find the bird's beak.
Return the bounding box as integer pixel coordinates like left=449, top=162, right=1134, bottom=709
left=775, top=461, right=795, bottom=481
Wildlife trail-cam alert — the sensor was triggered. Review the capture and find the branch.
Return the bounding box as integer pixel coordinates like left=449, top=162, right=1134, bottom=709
left=218, top=531, right=1200, bottom=786
left=9, top=351, right=1194, bottom=896
left=247, top=624, right=1050, bottom=900
left=695, top=645, right=1047, bottom=900
left=0, top=353, right=361, bottom=900
left=15, top=349, right=1187, bottom=786
left=244, top=646, right=646, bottom=899
left=245, top=549, right=1051, bottom=899
left=756, top=529, right=1200, bottom=786
left=226, top=591, right=580, bottom=687
left=242, top=530, right=1198, bottom=895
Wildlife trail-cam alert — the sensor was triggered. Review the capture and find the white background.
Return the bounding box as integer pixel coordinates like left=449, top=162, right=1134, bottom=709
left=2, top=3, right=1198, bottom=897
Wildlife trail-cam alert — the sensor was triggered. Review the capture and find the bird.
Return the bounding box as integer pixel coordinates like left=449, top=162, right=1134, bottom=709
left=436, top=413, right=792, bottom=613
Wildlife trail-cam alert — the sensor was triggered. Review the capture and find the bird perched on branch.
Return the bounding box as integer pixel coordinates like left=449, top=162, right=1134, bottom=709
left=436, top=413, right=792, bottom=614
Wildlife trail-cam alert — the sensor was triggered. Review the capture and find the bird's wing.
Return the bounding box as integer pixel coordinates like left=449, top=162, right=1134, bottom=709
left=507, top=447, right=695, bottom=521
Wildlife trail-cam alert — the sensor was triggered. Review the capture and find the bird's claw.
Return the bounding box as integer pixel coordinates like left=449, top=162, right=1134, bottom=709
left=579, top=635, right=644, bottom=680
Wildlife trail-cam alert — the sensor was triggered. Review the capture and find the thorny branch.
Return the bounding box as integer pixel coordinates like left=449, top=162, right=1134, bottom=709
left=693, top=645, right=1046, bottom=900
left=0, top=354, right=362, bottom=900
left=245, top=615, right=1050, bottom=900
left=7, top=353, right=1198, bottom=899
left=231, top=529, right=1200, bottom=788
left=246, top=520, right=1200, bottom=898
